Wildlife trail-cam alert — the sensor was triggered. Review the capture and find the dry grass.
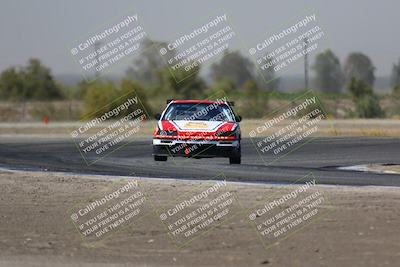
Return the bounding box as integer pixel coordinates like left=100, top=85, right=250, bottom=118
left=0, top=119, right=399, bottom=138
left=366, top=164, right=400, bottom=174
left=241, top=119, right=400, bottom=137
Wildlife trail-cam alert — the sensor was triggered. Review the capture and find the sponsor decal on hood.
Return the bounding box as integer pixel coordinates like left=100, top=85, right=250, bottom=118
left=172, top=120, right=224, bottom=131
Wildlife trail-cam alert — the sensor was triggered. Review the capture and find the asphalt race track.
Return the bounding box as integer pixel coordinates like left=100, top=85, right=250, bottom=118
left=0, top=137, right=399, bottom=186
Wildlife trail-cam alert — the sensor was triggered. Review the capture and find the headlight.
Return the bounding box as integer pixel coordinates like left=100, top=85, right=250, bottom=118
left=217, top=130, right=236, bottom=137
left=159, top=129, right=178, bottom=136
left=216, top=123, right=238, bottom=138
left=157, top=121, right=179, bottom=137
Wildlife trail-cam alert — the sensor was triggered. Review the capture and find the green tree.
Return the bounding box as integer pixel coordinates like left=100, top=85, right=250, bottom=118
left=347, top=77, right=383, bottom=118
left=355, top=95, right=383, bottom=118
left=344, top=52, right=375, bottom=86
left=23, top=59, right=63, bottom=100
left=153, top=66, right=206, bottom=99
left=0, top=59, right=63, bottom=101
left=391, top=59, right=400, bottom=116
left=312, top=49, right=344, bottom=93
left=119, top=79, right=153, bottom=116
left=71, top=80, right=92, bottom=100
left=239, top=80, right=268, bottom=118
left=391, top=58, right=400, bottom=91
left=0, top=67, right=25, bottom=100
left=347, top=77, right=372, bottom=99
left=83, top=80, right=153, bottom=119
left=208, top=78, right=236, bottom=96
left=126, top=38, right=173, bottom=85
left=83, top=81, right=118, bottom=117
left=211, top=50, right=255, bottom=88
left=393, top=85, right=400, bottom=96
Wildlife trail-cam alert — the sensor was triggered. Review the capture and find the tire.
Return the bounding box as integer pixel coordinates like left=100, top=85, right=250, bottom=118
left=154, top=155, right=167, bottom=161
left=229, top=156, right=241, bottom=164
left=229, top=141, right=241, bottom=164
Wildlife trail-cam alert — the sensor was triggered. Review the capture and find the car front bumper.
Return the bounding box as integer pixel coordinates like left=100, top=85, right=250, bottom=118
left=152, top=139, right=240, bottom=158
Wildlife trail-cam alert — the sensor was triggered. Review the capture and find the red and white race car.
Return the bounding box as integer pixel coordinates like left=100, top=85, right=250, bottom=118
left=153, top=100, right=242, bottom=164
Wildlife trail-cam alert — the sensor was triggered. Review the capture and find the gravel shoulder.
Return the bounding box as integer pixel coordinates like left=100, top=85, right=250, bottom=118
left=0, top=170, right=399, bottom=267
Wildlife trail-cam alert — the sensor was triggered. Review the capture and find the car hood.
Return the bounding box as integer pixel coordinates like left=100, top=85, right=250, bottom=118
left=171, top=120, right=226, bottom=132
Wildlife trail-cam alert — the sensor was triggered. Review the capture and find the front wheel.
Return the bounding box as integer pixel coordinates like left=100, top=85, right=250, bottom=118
left=229, top=141, right=241, bottom=164
left=154, top=155, right=167, bottom=161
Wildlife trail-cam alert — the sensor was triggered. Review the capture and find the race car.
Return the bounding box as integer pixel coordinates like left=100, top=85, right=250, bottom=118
left=152, top=99, right=242, bottom=164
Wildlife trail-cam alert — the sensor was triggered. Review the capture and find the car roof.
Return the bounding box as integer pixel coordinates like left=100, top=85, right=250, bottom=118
left=170, top=100, right=227, bottom=104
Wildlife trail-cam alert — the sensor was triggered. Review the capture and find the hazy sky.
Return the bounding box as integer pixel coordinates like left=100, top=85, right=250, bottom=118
left=0, top=0, right=399, bottom=77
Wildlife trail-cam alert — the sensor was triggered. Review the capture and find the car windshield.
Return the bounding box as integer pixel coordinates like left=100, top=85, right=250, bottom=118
left=162, top=103, right=235, bottom=121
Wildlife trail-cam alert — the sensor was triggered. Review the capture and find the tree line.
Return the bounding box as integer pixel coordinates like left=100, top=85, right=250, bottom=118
left=1, top=38, right=400, bottom=119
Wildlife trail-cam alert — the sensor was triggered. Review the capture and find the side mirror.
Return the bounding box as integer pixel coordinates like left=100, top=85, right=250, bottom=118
left=235, top=115, right=242, bottom=122
left=154, top=113, right=161, bottom=120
